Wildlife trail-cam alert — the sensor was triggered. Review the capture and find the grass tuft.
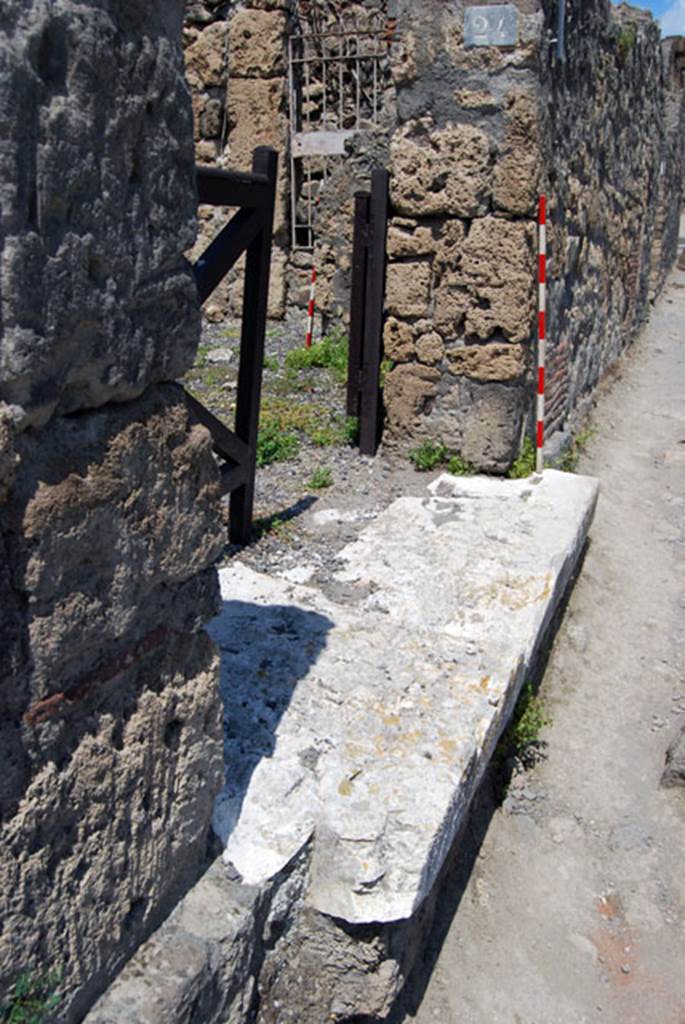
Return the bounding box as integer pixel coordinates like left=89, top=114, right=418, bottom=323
left=308, top=466, right=333, bottom=490
left=284, top=328, right=348, bottom=384
left=498, top=682, right=552, bottom=759
left=508, top=437, right=536, bottom=479
left=409, top=440, right=448, bottom=472
left=409, top=440, right=476, bottom=475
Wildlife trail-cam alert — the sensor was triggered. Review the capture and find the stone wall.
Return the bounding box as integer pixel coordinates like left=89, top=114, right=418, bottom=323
left=538, top=0, right=684, bottom=447
left=381, top=0, right=542, bottom=470
left=184, top=0, right=684, bottom=470
left=0, top=2, right=224, bottom=1019
left=649, top=35, right=685, bottom=298
left=184, top=0, right=291, bottom=321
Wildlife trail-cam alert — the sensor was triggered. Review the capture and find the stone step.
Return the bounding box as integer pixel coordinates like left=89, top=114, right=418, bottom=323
left=86, top=469, right=598, bottom=1024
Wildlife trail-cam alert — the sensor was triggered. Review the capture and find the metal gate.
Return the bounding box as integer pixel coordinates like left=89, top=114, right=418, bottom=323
left=287, top=9, right=387, bottom=250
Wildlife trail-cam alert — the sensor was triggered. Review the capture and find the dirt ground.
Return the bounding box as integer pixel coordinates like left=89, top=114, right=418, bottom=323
left=388, top=267, right=685, bottom=1022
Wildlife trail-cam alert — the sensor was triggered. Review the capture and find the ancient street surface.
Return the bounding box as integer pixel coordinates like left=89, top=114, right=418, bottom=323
left=397, top=261, right=685, bottom=1023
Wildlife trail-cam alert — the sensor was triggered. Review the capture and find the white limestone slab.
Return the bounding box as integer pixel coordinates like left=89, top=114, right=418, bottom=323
left=209, top=470, right=599, bottom=924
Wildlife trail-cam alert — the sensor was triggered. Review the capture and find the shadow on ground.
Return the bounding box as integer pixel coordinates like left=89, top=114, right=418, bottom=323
left=208, top=597, right=333, bottom=848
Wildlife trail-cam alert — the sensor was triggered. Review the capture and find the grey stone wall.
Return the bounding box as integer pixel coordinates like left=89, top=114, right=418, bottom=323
left=0, top=2, right=224, bottom=1019
left=538, top=0, right=683, bottom=445
left=649, top=36, right=685, bottom=298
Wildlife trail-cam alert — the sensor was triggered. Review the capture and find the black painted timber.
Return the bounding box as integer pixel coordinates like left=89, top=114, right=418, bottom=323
left=194, top=207, right=264, bottom=305
left=186, top=147, right=278, bottom=544
left=347, top=169, right=389, bottom=456
left=197, top=166, right=272, bottom=209
left=230, top=147, right=278, bottom=544
left=347, top=191, right=370, bottom=418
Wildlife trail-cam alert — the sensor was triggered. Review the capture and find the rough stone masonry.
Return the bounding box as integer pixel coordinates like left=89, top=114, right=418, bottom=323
left=0, top=2, right=224, bottom=1020
left=184, top=0, right=685, bottom=468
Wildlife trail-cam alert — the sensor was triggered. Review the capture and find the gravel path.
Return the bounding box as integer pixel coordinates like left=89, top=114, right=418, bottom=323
left=389, top=261, right=685, bottom=1022
left=184, top=312, right=445, bottom=582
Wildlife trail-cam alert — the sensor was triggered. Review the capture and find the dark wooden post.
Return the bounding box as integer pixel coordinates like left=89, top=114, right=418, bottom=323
left=359, top=169, right=389, bottom=456
left=347, top=191, right=370, bottom=417
left=230, top=147, right=278, bottom=544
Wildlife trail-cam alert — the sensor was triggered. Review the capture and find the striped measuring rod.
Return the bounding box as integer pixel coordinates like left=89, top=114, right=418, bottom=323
left=536, top=195, right=546, bottom=475
left=305, top=266, right=317, bottom=349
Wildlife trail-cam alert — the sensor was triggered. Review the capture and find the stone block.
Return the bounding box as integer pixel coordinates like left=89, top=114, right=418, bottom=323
left=385, top=261, right=432, bottom=318
left=228, top=9, right=287, bottom=78
left=0, top=2, right=200, bottom=430
left=0, top=384, right=225, bottom=1014
left=460, top=217, right=536, bottom=342
left=493, top=91, right=542, bottom=216
left=416, top=330, right=445, bottom=365
left=5, top=384, right=224, bottom=709
left=383, top=362, right=440, bottom=433
left=227, top=78, right=288, bottom=236
left=433, top=272, right=470, bottom=333
left=386, top=219, right=437, bottom=259
left=383, top=317, right=416, bottom=363
left=447, top=342, right=527, bottom=381
left=185, top=21, right=228, bottom=89
left=435, top=219, right=467, bottom=270
left=0, top=629, right=223, bottom=1024
left=459, top=380, right=528, bottom=470
left=390, top=119, right=492, bottom=217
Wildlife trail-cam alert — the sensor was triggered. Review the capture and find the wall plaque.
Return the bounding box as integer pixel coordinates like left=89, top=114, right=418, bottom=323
left=464, top=5, right=519, bottom=47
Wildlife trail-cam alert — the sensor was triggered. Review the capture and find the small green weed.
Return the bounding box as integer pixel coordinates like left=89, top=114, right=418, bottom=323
left=409, top=440, right=448, bottom=472
left=1, top=970, right=61, bottom=1024
left=256, top=417, right=299, bottom=467
left=409, top=440, right=475, bottom=475
left=498, top=682, right=552, bottom=759
left=447, top=454, right=476, bottom=477
left=343, top=416, right=359, bottom=446
left=558, top=425, right=595, bottom=473
left=285, top=328, right=348, bottom=384
left=308, top=466, right=333, bottom=489
left=508, top=437, right=536, bottom=479
left=263, top=355, right=279, bottom=372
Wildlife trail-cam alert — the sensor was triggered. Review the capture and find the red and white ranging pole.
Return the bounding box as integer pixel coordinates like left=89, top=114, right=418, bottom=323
left=305, top=265, right=317, bottom=349
left=536, top=194, right=546, bottom=475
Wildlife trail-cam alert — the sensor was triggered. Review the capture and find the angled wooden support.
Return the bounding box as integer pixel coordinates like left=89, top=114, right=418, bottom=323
left=188, top=147, right=278, bottom=545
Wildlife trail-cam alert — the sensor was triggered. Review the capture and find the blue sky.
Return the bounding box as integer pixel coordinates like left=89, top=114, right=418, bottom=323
left=626, top=0, right=685, bottom=34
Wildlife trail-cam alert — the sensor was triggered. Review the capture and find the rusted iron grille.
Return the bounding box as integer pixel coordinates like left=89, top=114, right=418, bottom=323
left=288, top=11, right=386, bottom=249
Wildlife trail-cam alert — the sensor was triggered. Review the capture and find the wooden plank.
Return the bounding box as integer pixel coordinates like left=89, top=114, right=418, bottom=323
left=196, top=166, right=272, bottom=208
left=184, top=390, right=250, bottom=467
left=194, top=207, right=264, bottom=304
left=347, top=191, right=370, bottom=417
left=359, top=168, right=389, bottom=456
left=230, top=147, right=279, bottom=545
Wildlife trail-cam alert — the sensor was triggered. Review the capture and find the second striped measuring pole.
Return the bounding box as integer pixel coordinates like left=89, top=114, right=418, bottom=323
left=536, top=195, right=546, bottom=475
left=305, top=265, right=317, bottom=349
